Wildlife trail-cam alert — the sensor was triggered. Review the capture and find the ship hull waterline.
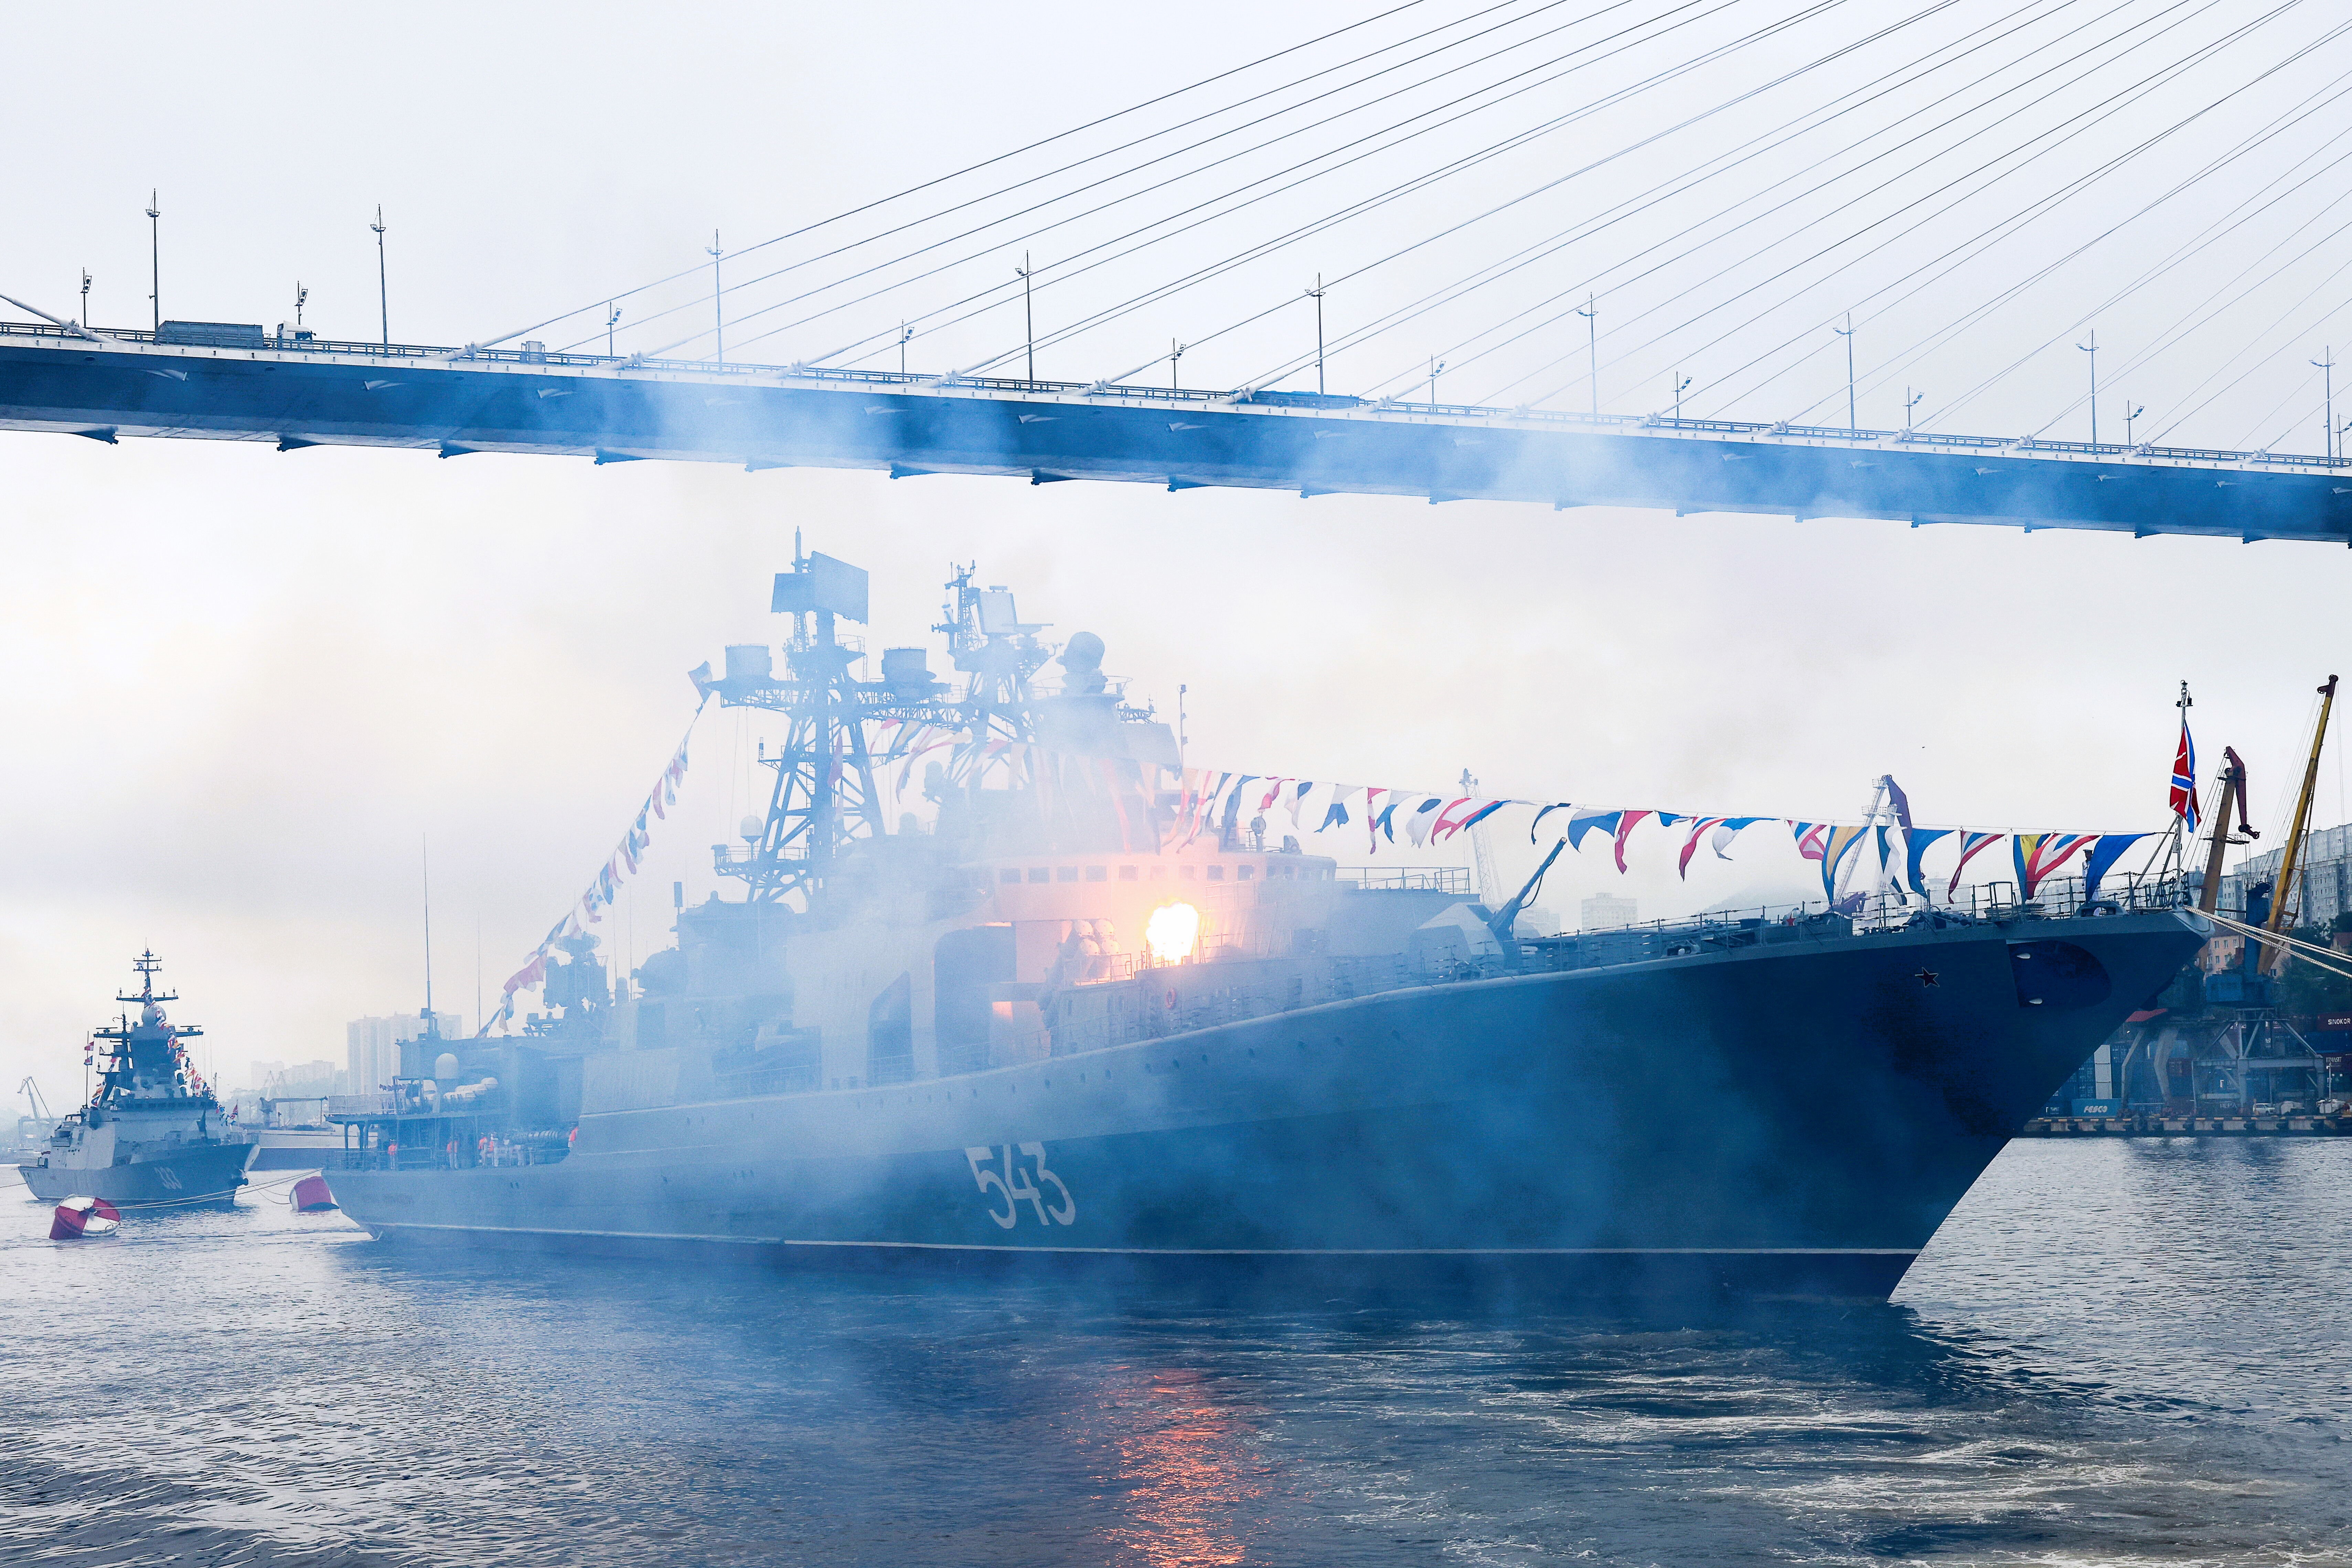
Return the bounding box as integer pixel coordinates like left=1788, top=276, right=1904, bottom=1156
left=328, top=913, right=2204, bottom=1299
left=19, top=1139, right=256, bottom=1207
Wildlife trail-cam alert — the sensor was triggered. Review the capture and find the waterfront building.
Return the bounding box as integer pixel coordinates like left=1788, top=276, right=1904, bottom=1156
left=1580, top=892, right=1637, bottom=930
left=2221, top=822, right=2352, bottom=929
left=346, top=1012, right=464, bottom=1095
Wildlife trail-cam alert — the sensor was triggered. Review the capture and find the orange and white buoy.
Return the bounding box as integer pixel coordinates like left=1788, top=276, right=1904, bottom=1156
left=290, top=1174, right=339, bottom=1213
left=50, top=1196, right=122, bottom=1240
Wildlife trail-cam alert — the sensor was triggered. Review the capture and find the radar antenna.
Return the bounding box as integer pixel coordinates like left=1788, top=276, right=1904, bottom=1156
left=119, top=949, right=176, bottom=1006
left=705, top=553, right=995, bottom=904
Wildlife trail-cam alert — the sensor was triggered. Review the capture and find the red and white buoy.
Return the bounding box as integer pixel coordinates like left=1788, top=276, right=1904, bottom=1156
left=290, top=1174, right=339, bottom=1213
left=50, top=1195, right=122, bottom=1240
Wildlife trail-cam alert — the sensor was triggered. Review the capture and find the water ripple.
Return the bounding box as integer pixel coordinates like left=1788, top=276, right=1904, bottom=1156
left=2, top=1141, right=2345, bottom=1565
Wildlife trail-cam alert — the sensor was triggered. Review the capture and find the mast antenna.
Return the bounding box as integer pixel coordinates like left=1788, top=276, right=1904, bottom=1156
left=421, top=834, right=434, bottom=1020
left=2159, top=681, right=2194, bottom=879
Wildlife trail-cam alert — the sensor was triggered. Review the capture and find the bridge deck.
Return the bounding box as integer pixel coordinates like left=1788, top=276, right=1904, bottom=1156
left=3, top=323, right=2345, bottom=542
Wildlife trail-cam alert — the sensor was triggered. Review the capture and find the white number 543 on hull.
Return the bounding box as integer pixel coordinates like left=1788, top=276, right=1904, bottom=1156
left=964, top=1142, right=1077, bottom=1228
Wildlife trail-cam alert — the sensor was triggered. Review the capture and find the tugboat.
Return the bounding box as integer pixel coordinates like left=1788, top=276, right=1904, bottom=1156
left=21, top=953, right=255, bottom=1206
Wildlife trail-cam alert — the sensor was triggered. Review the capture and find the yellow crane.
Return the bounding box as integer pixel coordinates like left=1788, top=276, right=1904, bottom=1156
left=2262, top=676, right=2339, bottom=977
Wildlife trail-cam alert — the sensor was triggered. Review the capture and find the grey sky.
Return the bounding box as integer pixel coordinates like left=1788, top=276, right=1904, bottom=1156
left=3, top=2, right=2346, bottom=1096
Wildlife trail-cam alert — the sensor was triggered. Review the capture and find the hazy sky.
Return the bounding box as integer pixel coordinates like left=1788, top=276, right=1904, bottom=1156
left=3, top=2, right=2349, bottom=1097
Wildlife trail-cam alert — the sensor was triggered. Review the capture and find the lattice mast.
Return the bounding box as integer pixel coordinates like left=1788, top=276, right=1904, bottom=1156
left=710, top=552, right=1048, bottom=906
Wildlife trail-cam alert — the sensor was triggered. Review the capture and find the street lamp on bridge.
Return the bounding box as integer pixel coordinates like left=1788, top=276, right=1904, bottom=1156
left=1306, top=273, right=1326, bottom=395
left=706, top=231, right=724, bottom=367
left=1576, top=293, right=1598, bottom=417
left=2079, top=329, right=2099, bottom=447
left=1017, top=252, right=1036, bottom=383
left=144, top=191, right=160, bottom=333
left=371, top=205, right=388, bottom=346
left=1835, top=312, right=1856, bottom=432
left=2316, top=348, right=2337, bottom=464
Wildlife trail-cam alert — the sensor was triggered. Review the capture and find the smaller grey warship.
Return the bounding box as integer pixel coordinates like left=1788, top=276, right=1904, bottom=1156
left=21, top=953, right=255, bottom=1206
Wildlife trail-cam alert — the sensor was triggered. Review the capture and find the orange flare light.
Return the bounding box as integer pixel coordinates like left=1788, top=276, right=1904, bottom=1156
left=1145, top=902, right=1200, bottom=964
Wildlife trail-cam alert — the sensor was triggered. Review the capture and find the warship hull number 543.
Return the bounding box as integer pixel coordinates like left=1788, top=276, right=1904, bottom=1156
left=322, top=557, right=2206, bottom=1298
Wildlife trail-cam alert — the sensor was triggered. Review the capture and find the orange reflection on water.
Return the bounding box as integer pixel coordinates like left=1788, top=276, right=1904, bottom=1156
left=1092, top=1364, right=1269, bottom=1568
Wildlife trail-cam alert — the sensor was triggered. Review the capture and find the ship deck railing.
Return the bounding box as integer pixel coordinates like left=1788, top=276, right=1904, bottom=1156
left=1032, top=872, right=2197, bottom=1059
left=326, top=1133, right=574, bottom=1173
left=1549, top=869, right=2193, bottom=948
left=1334, top=867, right=1474, bottom=894
left=326, top=1087, right=512, bottom=1123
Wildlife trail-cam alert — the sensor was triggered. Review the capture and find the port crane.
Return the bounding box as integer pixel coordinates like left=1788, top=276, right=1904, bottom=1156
left=15, top=1076, right=52, bottom=1151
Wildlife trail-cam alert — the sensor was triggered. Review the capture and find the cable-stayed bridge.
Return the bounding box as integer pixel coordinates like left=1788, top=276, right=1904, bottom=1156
left=1, top=321, right=2343, bottom=539
left=6, top=1, right=2351, bottom=539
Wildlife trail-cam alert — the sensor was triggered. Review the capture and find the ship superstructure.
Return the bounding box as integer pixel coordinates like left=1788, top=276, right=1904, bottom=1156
left=22, top=953, right=255, bottom=1205
left=322, top=557, right=2210, bottom=1298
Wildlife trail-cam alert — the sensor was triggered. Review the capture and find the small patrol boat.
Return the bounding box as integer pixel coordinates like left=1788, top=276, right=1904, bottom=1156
left=21, top=953, right=255, bottom=1207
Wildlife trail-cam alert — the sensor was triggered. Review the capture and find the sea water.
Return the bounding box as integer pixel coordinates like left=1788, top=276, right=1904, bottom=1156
left=2, top=1139, right=2345, bottom=1566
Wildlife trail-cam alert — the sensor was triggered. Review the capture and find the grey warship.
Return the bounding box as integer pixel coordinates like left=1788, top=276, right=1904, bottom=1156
left=324, top=556, right=2207, bottom=1297
left=22, top=953, right=255, bottom=1206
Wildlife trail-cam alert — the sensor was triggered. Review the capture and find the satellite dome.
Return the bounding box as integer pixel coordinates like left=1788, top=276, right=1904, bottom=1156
left=1059, top=631, right=1109, bottom=695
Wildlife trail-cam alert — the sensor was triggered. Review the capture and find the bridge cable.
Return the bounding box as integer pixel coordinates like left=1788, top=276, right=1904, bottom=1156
left=1757, top=62, right=2352, bottom=433
left=2234, top=367, right=2330, bottom=453
left=1911, top=95, right=2352, bottom=438
left=1674, top=6, right=2348, bottom=425
left=1693, top=48, right=2352, bottom=432
left=474, top=0, right=1445, bottom=348
left=1232, top=0, right=2098, bottom=395
left=1767, top=17, right=2352, bottom=432
left=922, top=0, right=1866, bottom=379
left=2138, top=257, right=2352, bottom=444
left=577, top=0, right=1630, bottom=353
left=1324, top=0, right=2219, bottom=404
left=1496, top=0, right=2277, bottom=411
left=694, top=0, right=1766, bottom=365
left=1511, top=1, right=2327, bottom=419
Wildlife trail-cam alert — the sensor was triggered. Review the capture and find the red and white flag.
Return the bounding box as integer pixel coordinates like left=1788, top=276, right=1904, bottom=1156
left=2170, top=715, right=2199, bottom=827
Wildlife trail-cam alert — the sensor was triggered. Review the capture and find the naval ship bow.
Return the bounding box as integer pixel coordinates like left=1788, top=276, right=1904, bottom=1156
left=23, top=952, right=255, bottom=1205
